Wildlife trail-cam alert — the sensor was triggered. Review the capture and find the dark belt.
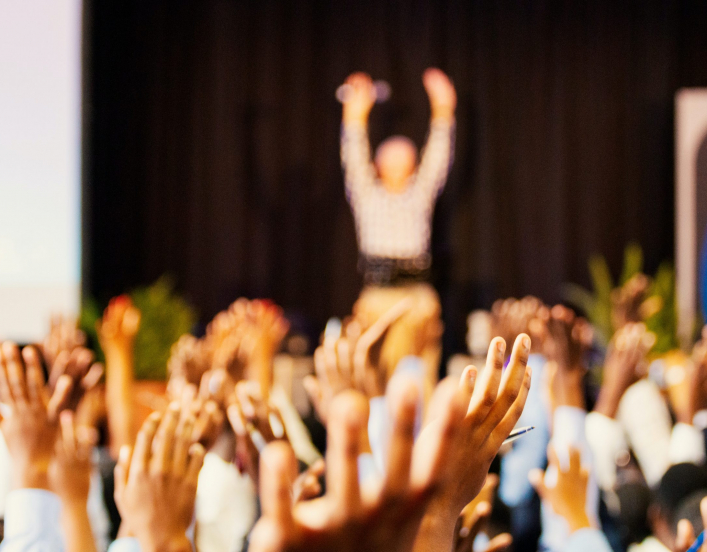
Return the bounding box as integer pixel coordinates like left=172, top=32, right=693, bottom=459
left=360, top=255, right=431, bottom=286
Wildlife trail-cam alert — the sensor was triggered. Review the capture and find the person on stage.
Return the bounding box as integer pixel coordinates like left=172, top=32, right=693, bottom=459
left=339, top=68, right=456, bottom=386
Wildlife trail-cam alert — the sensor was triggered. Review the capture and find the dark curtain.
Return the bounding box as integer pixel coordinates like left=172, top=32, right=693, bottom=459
left=85, top=0, right=707, bottom=354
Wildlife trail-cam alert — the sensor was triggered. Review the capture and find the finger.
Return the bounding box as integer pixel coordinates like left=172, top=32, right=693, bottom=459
left=173, top=415, right=195, bottom=477
left=47, top=374, right=73, bottom=421
left=227, top=403, right=247, bottom=438
left=150, top=402, right=180, bottom=475
left=468, top=337, right=506, bottom=420
left=259, top=441, right=296, bottom=529
left=194, top=400, right=221, bottom=445
left=22, top=346, right=46, bottom=407
left=528, top=468, right=546, bottom=501
left=0, top=344, right=14, bottom=407
left=326, top=390, right=366, bottom=514
left=70, top=347, right=94, bottom=381
left=701, top=497, right=707, bottom=541
left=114, top=445, right=132, bottom=506
left=313, top=347, right=328, bottom=382
left=60, top=410, right=77, bottom=456
left=488, top=367, right=532, bottom=450
left=336, top=338, right=352, bottom=381
left=303, top=375, right=323, bottom=415
left=309, top=458, right=325, bottom=478
left=75, top=426, right=99, bottom=460
left=81, top=363, right=104, bottom=391
left=185, top=442, right=205, bottom=486
left=485, top=533, right=513, bottom=552
left=49, top=350, right=70, bottom=389
left=675, top=519, right=695, bottom=552
left=383, top=377, right=418, bottom=497
left=482, top=334, right=531, bottom=431
left=458, top=365, right=478, bottom=410
left=130, top=411, right=162, bottom=477
left=354, top=299, right=411, bottom=369
left=460, top=501, right=491, bottom=546
left=3, top=342, right=28, bottom=406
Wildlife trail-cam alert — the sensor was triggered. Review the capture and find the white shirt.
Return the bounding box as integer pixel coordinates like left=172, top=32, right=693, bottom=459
left=340, top=119, right=455, bottom=260
left=0, top=489, right=64, bottom=552
left=196, top=453, right=256, bottom=552
left=586, top=379, right=706, bottom=492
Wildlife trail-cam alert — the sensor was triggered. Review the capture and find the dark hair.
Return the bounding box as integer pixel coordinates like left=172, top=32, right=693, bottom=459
left=653, top=463, right=707, bottom=529
left=673, top=489, right=707, bottom=535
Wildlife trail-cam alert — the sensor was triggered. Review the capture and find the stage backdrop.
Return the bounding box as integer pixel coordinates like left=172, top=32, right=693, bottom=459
left=85, top=0, right=707, bottom=354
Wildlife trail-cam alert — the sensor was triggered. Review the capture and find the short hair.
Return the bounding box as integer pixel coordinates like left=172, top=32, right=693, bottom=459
left=374, top=135, right=418, bottom=165
left=654, top=463, right=707, bottom=525
left=673, top=489, right=707, bottom=535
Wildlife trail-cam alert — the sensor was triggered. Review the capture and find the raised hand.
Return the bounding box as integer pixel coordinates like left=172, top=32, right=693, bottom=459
left=532, top=304, right=592, bottom=410
left=669, top=326, right=707, bottom=425
left=610, top=273, right=662, bottom=331
left=304, top=300, right=410, bottom=424
left=0, top=342, right=73, bottom=489
left=47, top=347, right=103, bottom=413
left=250, top=378, right=467, bottom=552
left=594, top=323, right=656, bottom=418
left=422, top=68, right=457, bottom=121
left=49, top=410, right=99, bottom=552
left=167, top=334, right=213, bottom=398
left=292, top=459, right=325, bottom=504
left=412, top=334, right=531, bottom=552
left=342, top=72, right=376, bottom=125
left=49, top=410, right=98, bottom=505
left=176, top=380, right=226, bottom=451
left=96, top=295, right=141, bottom=358
left=453, top=475, right=512, bottom=552
left=490, top=296, right=545, bottom=358
left=244, top=299, right=290, bottom=398
left=227, top=380, right=287, bottom=483
left=98, top=295, right=141, bottom=455
left=114, top=404, right=205, bottom=552
left=529, top=447, right=592, bottom=534
left=42, top=315, right=86, bottom=368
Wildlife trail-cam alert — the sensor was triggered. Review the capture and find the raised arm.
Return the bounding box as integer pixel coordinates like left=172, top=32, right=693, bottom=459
left=415, top=68, right=456, bottom=199
left=340, top=72, right=377, bottom=202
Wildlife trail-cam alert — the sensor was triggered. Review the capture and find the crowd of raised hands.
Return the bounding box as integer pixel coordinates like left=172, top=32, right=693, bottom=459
left=2, top=280, right=707, bottom=552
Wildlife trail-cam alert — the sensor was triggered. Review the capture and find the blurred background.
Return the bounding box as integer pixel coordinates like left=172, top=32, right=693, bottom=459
left=4, top=0, right=707, bottom=358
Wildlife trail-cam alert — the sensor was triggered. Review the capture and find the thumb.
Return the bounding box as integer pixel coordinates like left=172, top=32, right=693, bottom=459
left=675, top=519, right=696, bottom=552
left=528, top=468, right=546, bottom=501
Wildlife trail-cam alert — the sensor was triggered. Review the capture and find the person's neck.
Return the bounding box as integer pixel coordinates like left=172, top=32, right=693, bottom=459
left=382, top=176, right=409, bottom=194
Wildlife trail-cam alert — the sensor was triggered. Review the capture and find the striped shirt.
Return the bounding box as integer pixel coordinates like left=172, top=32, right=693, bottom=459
left=341, top=118, right=455, bottom=261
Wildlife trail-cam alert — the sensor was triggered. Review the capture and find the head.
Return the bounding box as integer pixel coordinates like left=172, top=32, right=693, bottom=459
left=649, top=463, right=707, bottom=548
left=375, top=136, right=417, bottom=192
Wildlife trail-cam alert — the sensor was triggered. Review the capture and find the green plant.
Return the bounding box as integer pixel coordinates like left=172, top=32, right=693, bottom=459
left=80, top=276, right=196, bottom=380
left=562, top=243, right=678, bottom=353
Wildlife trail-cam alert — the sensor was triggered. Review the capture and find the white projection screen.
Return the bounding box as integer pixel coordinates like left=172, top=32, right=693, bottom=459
left=0, top=0, right=83, bottom=342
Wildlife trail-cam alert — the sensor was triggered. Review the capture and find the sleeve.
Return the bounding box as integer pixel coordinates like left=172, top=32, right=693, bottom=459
left=270, top=386, right=322, bottom=467
left=669, top=422, right=706, bottom=465
left=340, top=122, right=376, bottom=205
left=0, top=489, right=65, bottom=552
left=540, top=407, right=601, bottom=552
left=585, top=411, right=629, bottom=491
left=107, top=538, right=142, bottom=552
left=412, top=118, right=455, bottom=200
left=617, top=379, right=673, bottom=487
left=564, top=528, right=614, bottom=552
